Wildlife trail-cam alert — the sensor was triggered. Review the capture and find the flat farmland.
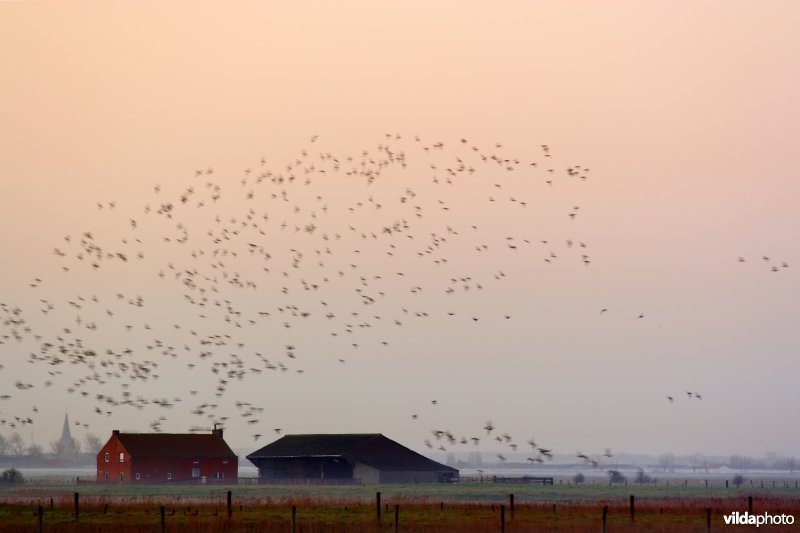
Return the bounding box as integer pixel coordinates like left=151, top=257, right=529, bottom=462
left=2, top=483, right=800, bottom=531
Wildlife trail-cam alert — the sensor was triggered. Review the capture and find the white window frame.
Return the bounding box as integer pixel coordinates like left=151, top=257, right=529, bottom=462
left=119, top=452, right=124, bottom=463
left=135, top=473, right=140, bottom=480
left=167, top=473, right=172, bottom=480
left=104, top=452, right=109, bottom=462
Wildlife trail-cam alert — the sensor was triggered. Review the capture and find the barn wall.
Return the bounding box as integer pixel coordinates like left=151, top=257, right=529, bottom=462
left=254, top=457, right=353, bottom=480
left=352, top=462, right=380, bottom=484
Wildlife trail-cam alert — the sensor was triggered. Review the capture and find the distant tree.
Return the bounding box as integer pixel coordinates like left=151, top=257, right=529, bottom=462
left=764, top=452, right=779, bottom=471
left=658, top=453, right=676, bottom=473
left=573, top=472, right=585, bottom=485
left=51, top=436, right=81, bottom=462
left=26, top=443, right=43, bottom=457
left=467, top=451, right=483, bottom=467
left=8, top=433, right=25, bottom=455
left=1, top=468, right=24, bottom=484
left=692, top=453, right=710, bottom=474
left=0, top=434, right=7, bottom=455
left=729, top=454, right=762, bottom=471
left=607, top=470, right=626, bottom=484
left=84, top=433, right=103, bottom=455
left=635, top=468, right=652, bottom=484
left=732, top=474, right=745, bottom=487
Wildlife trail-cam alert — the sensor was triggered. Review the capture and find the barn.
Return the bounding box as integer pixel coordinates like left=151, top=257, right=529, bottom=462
left=97, top=428, right=237, bottom=483
left=246, top=434, right=458, bottom=483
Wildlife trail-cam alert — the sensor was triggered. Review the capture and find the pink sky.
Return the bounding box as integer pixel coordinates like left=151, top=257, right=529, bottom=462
left=1, top=2, right=799, bottom=459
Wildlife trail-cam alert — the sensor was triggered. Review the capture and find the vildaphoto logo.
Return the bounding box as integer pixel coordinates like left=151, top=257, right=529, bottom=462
left=723, top=511, right=795, bottom=527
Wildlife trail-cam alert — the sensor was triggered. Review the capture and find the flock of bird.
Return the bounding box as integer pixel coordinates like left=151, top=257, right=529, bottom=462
left=0, top=132, right=711, bottom=463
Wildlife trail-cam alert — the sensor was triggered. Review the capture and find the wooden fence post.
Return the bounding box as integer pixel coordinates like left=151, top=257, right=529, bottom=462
left=509, top=493, right=514, bottom=522
left=160, top=505, right=165, bottom=533
left=748, top=496, right=753, bottom=514
left=706, top=507, right=711, bottom=533
left=602, top=505, right=608, bottom=533
left=38, top=505, right=43, bottom=533
left=376, top=492, right=381, bottom=523
left=500, top=504, right=505, bottom=533
left=74, top=492, right=79, bottom=522
left=227, top=490, right=232, bottom=518
left=394, top=504, right=399, bottom=533
left=291, top=505, right=296, bottom=533
left=630, top=495, right=635, bottom=520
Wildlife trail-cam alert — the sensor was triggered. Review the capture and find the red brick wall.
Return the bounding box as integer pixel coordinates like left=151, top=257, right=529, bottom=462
left=96, top=435, right=132, bottom=483
left=131, top=456, right=238, bottom=483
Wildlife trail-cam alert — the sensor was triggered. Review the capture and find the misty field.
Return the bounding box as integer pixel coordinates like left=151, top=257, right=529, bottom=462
left=2, top=483, right=800, bottom=531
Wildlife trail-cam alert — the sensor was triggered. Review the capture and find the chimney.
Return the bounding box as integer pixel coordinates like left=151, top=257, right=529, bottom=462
left=112, top=430, right=120, bottom=436
left=212, top=424, right=223, bottom=439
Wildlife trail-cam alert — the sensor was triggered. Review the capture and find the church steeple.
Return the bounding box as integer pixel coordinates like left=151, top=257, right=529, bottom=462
left=61, top=413, right=72, bottom=443
left=58, top=412, right=77, bottom=464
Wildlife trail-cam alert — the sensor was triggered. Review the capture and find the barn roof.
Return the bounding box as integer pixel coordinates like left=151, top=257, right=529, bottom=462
left=114, top=432, right=237, bottom=458
left=247, top=433, right=382, bottom=458
left=247, top=433, right=458, bottom=473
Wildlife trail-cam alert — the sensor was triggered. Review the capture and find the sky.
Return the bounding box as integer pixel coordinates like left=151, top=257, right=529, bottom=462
left=1, top=1, right=799, bottom=462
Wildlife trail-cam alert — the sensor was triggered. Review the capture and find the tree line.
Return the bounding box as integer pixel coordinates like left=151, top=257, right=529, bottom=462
left=0, top=431, right=103, bottom=457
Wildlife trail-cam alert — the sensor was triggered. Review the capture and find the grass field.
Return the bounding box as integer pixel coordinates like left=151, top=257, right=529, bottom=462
left=2, top=483, right=799, bottom=531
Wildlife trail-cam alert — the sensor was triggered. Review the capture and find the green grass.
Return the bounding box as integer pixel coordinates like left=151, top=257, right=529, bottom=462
left=3, top=480, right=799, bottom=503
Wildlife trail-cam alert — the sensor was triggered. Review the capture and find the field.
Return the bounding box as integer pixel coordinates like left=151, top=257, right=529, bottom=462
left=2, top=482, right=800, bottom=531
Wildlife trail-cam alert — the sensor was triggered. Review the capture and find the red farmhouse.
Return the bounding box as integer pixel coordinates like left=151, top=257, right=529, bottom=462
left=97, top=428, right=237, bottom=483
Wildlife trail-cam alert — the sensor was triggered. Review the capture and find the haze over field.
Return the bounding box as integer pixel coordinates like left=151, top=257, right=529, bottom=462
left=1, top=2, right=799, bottom=462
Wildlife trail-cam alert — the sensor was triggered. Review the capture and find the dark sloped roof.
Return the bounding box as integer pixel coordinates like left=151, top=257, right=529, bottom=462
left=247, top=434, right=382, bottom=459
left=116, top=433, right=237, bottom=458
left=246, top=433, right=458, bottom=473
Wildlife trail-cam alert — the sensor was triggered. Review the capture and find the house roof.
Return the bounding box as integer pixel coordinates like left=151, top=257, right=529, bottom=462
left=114, top=432, right=237, bottom=458
left=247, top=434, right=382, bottom=458
left=247, top=433, right=458, bottom=473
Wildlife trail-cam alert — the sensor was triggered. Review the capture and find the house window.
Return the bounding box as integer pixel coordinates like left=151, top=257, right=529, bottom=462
left=119, top=452, right=124, bottom=463
left=135, top=473, right=141, bottom=480
left=215, top=472, right=224, bottom=480
left=222, top=458, right=229, bottom=464
left=193, top=458, right=200, bottom=464
left=103, top=472, right=109, bottom=481
left=167, top=473, right=172, bottom=480
left=119, top=472, right=124, bottom=482
left=104, top=453, right=109, bottom=462
left=191, top=467, right=200, bottom=478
